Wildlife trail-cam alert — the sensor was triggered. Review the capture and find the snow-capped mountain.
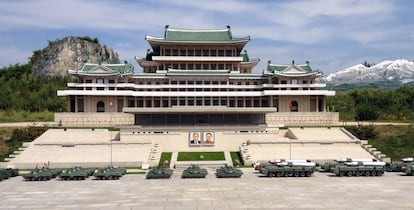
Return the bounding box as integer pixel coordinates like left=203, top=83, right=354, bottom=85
left=323, top=59, right=414, bottom=85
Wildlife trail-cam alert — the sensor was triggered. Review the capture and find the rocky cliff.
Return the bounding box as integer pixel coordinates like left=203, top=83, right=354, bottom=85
left=31, top=36, right=120, bottom=76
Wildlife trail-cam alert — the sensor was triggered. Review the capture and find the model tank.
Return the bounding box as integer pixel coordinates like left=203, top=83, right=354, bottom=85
left=386, top=157, right=413, bottom=172
left=0, top=168, right=19, bottom=181
left=146, top=166, right=173, bottom=179
left=216, top=165, right=243, bottom=178
left=403, top=163, right=414, bottom=176
left=181, top=165, right=208, bottom=178
left=94, top=166, right=125, bottom=180
left=23, top=168, right=61, bottom=181
left=59, top=167, right=95, bottom=180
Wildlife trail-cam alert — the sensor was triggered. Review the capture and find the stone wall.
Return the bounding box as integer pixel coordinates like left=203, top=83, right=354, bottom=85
left=55, top=112, right=339, bottom=127
left=266, top=112, right=339, bottom=126
left=55, top=112, right=134, bottom=127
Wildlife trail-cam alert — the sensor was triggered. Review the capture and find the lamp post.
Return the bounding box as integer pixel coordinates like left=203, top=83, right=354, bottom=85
left=109, top=101, right=113, bottom=166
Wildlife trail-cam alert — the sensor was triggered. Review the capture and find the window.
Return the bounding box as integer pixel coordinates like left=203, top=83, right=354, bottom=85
left=202, top=49, right=209, bottom=56
left=172, top=49, right=178, bottom=56
left=225, top=49, right=232, bottom=56
left=211, top=50, right=216, bottom=56
left=77, top=98, right=84, bottom=112
left=128, top=98, right=135, bottom=107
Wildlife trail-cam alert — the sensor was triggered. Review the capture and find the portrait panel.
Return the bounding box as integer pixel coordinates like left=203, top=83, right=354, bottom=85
left=203, top=131, right=214, bottom=146
left=189, top=131, right=201, bottom=146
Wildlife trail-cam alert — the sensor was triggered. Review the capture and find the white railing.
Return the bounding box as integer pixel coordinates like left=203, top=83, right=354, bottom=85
left=266, top=112, right=339, bottom=126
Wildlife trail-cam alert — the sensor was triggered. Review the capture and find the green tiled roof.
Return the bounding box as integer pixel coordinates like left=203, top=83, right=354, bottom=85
left=266, top=62, right=315, bottom=74
left=165, top=28, right=232, bottom=41
left=80, top=63, right=134, bottom=74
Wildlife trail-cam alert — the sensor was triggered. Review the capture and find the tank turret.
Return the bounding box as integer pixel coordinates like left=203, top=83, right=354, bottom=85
left=216, top=165, right=243, bottom=178
left=181, top=165, right=208, bottom=178
left=146, top=166, right=173, bottom=179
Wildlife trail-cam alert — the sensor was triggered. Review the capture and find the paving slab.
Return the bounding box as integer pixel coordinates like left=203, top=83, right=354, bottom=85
left=0, top=169, right=412, bottom=209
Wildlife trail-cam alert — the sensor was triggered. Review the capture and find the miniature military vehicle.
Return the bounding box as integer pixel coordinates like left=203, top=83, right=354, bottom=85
left=23, top=168, right=61, bottom=181
left=260, top=161, right=316, bottom=177
left=403, top=163, right=414, bottom=176
left=146, top=166, right=173, bottom=179
left=216, top=165, right=243, bottom=178
left=321, top=158, right=376, bottom=172
left=254, top=159, right=311, bottom=171
left=181, top=165, right=208, bottom=178
left=59, top=167, right=95, bottom=180
left=331, top=161, right=385, bottom=177
left=386, top=157, right=413, bottom=172
left=0, top=168, right=19, bottom=181
left=94, top=166, right=125, bottom=180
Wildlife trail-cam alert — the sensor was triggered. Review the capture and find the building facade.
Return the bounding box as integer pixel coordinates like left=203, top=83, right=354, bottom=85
left=57, top=26, right=336, bottom=126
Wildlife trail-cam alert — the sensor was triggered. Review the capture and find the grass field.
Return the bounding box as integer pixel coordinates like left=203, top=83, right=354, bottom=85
left=369, top=125, right=414, bottom=161
left=158, top=152, right=172, bottom=167
left=177, top=152, right=225, bottom=161
left=0, top=111, right=54, bottom=122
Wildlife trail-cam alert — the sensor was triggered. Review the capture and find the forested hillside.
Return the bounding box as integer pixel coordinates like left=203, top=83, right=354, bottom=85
left=0, top=63, right=70, bottom=113
left=328, top=86, right=414, bottom=122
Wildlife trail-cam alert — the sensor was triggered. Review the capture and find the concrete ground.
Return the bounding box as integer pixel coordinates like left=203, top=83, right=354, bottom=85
left=0, top=169, right=412, bottom=209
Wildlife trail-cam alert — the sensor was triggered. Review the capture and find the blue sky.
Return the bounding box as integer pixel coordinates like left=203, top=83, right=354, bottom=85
left=1, top=0, right=413, bottom=74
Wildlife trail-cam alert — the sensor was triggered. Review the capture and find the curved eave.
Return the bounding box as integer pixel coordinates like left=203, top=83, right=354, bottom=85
left=135, top=56, right=158, bottom=67
left=273, top=72, right=321, bottom=77
left=146, top=36, right=249, bottom=51
left=68, top=70, right=133, bottom=77
left=240, top=58, right=260, bottom=68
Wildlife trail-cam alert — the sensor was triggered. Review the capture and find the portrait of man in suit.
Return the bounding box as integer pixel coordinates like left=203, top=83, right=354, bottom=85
left=189, top=132, right=201, bottom=145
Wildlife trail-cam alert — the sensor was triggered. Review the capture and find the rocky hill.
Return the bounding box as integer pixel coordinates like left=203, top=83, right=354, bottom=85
left=31, top=36, right=120, bottom=76
left=323, top=59, right=414, bottom=86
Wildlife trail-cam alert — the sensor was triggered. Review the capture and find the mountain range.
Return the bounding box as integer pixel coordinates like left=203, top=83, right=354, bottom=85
left=322, top=59, right=414, bottom=86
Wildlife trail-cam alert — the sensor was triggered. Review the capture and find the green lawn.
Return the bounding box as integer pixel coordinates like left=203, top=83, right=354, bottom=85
left=177, top=152, right=225, bottom=161
left=159, top=152, right=172, bottom=167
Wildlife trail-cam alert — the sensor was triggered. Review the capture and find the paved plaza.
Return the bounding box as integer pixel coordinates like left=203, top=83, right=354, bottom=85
left=0, top=168, right=412, bottom=209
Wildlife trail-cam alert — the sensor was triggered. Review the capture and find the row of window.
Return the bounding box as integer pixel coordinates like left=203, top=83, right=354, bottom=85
left=127, top=98, right=270, bottom=108
left=79, top=78, right=315, bottom=85
left=159, top=63, right=235, bottom=71
left=161, top=48, right=236, bottom=57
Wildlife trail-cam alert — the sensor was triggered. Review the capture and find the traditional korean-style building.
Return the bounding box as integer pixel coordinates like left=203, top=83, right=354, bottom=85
left=56, top=25, right=337, bottom=127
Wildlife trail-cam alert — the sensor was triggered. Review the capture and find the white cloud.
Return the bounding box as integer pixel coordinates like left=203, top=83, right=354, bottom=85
left=0, top=0, right=412, bottom=73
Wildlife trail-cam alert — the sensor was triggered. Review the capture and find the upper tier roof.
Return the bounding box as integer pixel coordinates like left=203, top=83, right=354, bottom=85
left=266, top=61, right=320, bottom=77
left=68, top=63, right=134, bottom=76
left=145, top=26, right=250, bottom=51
